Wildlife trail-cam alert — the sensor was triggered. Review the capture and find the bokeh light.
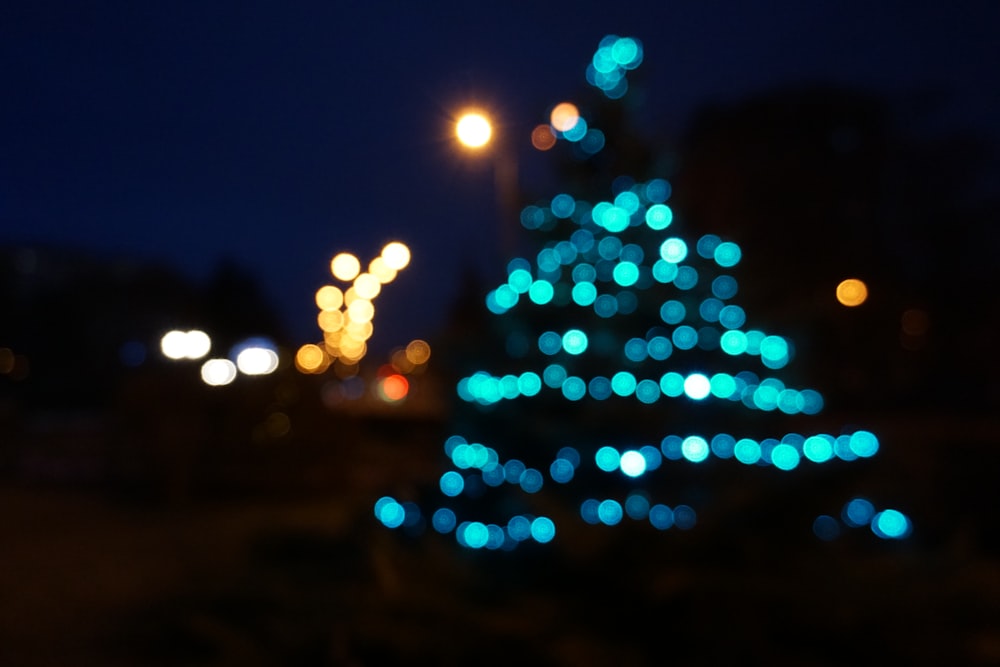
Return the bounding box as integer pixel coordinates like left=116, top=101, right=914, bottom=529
left=200, top=358, right=236, bottom=386
left=531, top=123, right=557, bottom=150
left=836, top=278, right=868, bottom=307
left=160, top=329, right=211, bottom=360
left=550, top=102, right=580, bottom=132
left=381, top=241, right=411, bottom=271
left=331, top=253, right=361, bottom=281
left=456, top=112, right=492, bottom=148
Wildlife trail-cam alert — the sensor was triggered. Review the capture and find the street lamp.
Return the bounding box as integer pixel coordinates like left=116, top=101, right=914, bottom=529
left=454, top=107, right=518, bottom=263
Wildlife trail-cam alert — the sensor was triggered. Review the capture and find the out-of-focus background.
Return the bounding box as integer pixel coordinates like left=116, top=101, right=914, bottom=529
left=2, top=2, right=998, bottom=665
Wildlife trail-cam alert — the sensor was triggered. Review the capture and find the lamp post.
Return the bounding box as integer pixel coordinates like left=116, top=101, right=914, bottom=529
left=455, top=109, right=519, bottom=267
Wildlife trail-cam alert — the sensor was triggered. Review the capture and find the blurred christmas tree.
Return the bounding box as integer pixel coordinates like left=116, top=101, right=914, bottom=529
left=376, top=36, right=910, bottom=551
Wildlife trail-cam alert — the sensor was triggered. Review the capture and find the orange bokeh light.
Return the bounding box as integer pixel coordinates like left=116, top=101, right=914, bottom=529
left=550, top=102, right=580, bottom=132
left=530, top=124, right=557, bottom=151
left=836, top=278, right=868, bottom=307
left=379, top=374, right=409, bottom=402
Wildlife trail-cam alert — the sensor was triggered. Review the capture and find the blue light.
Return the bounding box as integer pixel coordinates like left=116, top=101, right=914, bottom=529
left=660, top=372, right=685, bottom=397
left=595, top=446, right=621, bottom=472
left=770, top=444, right=800, bottom=471
left=611, top=371, right=637, bottom=396
left=625, top=493, right=650, bottom=520
left=647, top=336, right=673, bottom=360
left=834, top=435, right=857, bottom=461
left=649, top=504, right=674, bottom=530
left=812, top=515, right=841, bottom=541
left=611, top=36, right=642, bottom=67
left=580, top=128, right=606, bottom=154
left=699, top=298, right=724, bottom=322
left=543, top=363, right=567, bottom=388
left=550, top=193, right=576, bottom=218
left=461, top=522, right=490, bottom=549
left=624, top=337, right=648, bottom=362
left=619, top=450, right=647, bottom=477
left=696, top=234, right=721, bottom=259
left=849, top=430, right=879, bottom=458
left=645, top=179, right=671, bottom=203
left=554, top=240, right=578, bottom=264
left=507, top=268, right=533, bottom=294
left=531, top=516, right=556, bottom=543
left=661, top=434, right=684, bottom=459
left=734, top=438, right=762, bottom=464
left=711, top=275, right=738, bottom=300
left=720, top=330, right=748, bottom=355
left=660, top=299, right=685, bottom=324
left=375, top=497, right=405, bottom=528
left=529, top=280, right=554, bottom=304
left=635, top=379, right=661, bottom=404
left=652, top=260, right=678, bottom=283
left=504, top=459, right=526, bottom=482
left=570, top=229, right=594, bottom=252
left=640, top=445, right=662, bottom=470
left=580, top=499, right=601, bottom=524
left=803, top=435, right=834, bottom=463
left=597, top=235, right=623, bottom=259
left=711, top=433, right=736, bottom=458
left=745, top=330, right=765, bottom=355
left=440, top=471, right=465, bottom=497
left=710, top=373, right=737, bottom=399
left=777, top=389, right=803, bottom=414
left=557, top=446, right=581, bottom=468
left=718, top=305, right=746, bottom=329
left=588, top=375, right=612, bottom=400
left=872, top=509, right=911, bottom=539
left=674, top=266, right=699, bottom=290
left=572, top=262, right=596, bottom=283
left=518, top=372, right=542, bottom=396
left=485, top=290, right=506, bottom=314
left=594, top=294, right=618, bottom=318
left=645, top=204, right=673, bottom=230
left=572, top=282, right=597, bottom=306
left=843, top=498, right=876, bottom=527
left=681, top=436, right=710, bottom=463
left=550, top=458, right=575, bottom=483
left=673, top=505, right=697, bottom=530
left=520, top=205, right=545, bottom=230
left=432, top=508, right=457, bottom=533
left=613, top=261, right=640, bottom=286
left=601, top=206, right=630, bottom=232
left=760, top=335, right=789, bottom=367
left=714, top=241, right=742, bottom=267
left=561, top=376, right=586, bottom=400
left=672, top=325, right=698, bottom=350
left=562, top=329, right=589, bottom=354
left=507, top=515, right=531, bottom=541
left=683, top=373, right=711, bottom=400
left=443, top=435, right=466, bottom=457
left=481, top=464, right=505, bottom=486
left=800, top=389, right=824, bottom=414
left=537, top=248, right=560, bottom=272
left=519, top=468, right=544, bottom=493
left=564, top=116, right=588, bottom=142
left=660, top=238, right=687, bottom=263
left=598, top=499, right=623, bottom=525
left=614, top=190, right=640, bottom=214
left=752, top=384, right=779, bottom=411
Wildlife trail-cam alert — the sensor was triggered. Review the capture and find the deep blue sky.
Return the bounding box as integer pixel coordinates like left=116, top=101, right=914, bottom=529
left=2, top=1, right=997, bottom=352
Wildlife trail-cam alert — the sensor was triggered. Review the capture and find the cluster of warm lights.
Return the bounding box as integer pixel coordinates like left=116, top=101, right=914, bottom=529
left=296, top=241, right=411, bottom=374
left=372, top=339, right=433, bottom=403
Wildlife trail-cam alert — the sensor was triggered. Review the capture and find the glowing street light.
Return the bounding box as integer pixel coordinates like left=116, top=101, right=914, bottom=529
left=456, top=111, right=493, bottom=149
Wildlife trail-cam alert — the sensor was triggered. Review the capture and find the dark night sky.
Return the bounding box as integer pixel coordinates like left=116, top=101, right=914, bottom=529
left=2, top=1, right=997, bottom=352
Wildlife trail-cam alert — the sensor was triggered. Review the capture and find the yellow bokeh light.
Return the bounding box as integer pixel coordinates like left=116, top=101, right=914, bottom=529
left=836, top=278, right=868, bottom=307
left=369, top=256, right=397, bottom=283
left=381, top=241, right=411, bottom=271
left=345, top=319, right=374, bottom=340
left=295, top=344, right=327, bottom=373
left=317, top=309, right=344, bottom=333
left=550, top=102, right=580, bottom=132
left=343, top=286, right=360, bottom=307
left=347, top=298, right=375, bottom=323
left=315, top=285, right=344, bottom=311
left=330, top=252, right=361, bottom=282
left=353, top=272, right=382, bottom=299
left=391, top=348, right=415, bottom=374
left=456, top=112, right=492, bottom=148
left=405, top=339, right=431, bottom=365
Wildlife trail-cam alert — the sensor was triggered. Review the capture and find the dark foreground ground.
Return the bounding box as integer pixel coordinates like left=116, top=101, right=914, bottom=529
left=2, top=412, right=999, bottom=666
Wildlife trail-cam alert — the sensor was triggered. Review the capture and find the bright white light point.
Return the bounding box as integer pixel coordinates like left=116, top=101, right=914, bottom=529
left=160, top=329, right=211, bottom=360
left=236, top=347, right=279, bottom=375
left=381, top=241, right=411, bottom=271
left=331, top=253, right=361, bottom=281
left=201, top=358, right=236, bottom=386
left=456, top=113, right=492, bottom=148
left=619, top=450, right=647, bottom=477
left=683, top=373, right=711, bottom=400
